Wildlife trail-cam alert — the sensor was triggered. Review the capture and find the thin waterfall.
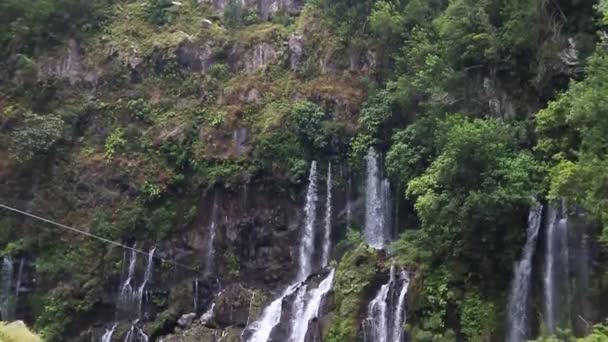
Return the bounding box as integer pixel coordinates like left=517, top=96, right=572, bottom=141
left=298, top=161, right=318, bottom=281
left=289, top=269, right=336, bottom=342
left=391, top=270, right=410, bottom=342
left=555, top=206, right=570, bottom=332
left=506, top=203, right=543, bottom=342
left=119, top=247, right=138, bottom=318
left=543, top=203, right=558, bottom=335
left=204, top=193, right=219, bottom=278
left=1, top=257, right=14, bottom=321
left=363, top=265, right=396, bottom=342
left=321, top=162, right=332, bottom=268
left=137, top=247, right=156, bottom=318
left=365, top=148, right=391, bottom=249
left=101, top=323, right=117, bottom=342
left=246, top=161, right=320, bottom=342
left=193, top=278, right=200, bottom=313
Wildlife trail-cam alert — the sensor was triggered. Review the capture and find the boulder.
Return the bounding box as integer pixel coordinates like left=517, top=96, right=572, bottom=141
left=177, top=313, right=197, bottom=328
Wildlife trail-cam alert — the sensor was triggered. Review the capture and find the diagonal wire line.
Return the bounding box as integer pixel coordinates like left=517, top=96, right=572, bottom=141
left=0, top=203, right=201, bottom=274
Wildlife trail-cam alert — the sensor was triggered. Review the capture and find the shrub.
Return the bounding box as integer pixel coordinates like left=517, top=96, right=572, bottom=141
left=11, top=112, right=65, bottom=162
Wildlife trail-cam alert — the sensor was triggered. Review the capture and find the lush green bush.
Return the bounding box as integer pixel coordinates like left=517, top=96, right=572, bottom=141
left=0, top=0, right=110, bottom=54
left=10, top=112, right=65, bottom=162
left=536, top=51, right=608, bottom=241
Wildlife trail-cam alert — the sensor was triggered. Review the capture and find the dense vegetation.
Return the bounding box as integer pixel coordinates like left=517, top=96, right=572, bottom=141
left=1, top=0, right=608, bottom=341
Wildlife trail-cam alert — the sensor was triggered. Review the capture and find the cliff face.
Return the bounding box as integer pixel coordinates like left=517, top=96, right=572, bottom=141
left=1, top=0, right=606, bottom=341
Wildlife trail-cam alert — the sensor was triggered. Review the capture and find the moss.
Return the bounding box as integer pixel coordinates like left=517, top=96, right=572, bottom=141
left=326, top=244, right=380, bottom=342
left=233, top=23, right=288, bottom=45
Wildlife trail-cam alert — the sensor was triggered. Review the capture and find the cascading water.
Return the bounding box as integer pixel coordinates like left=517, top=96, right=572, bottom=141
left=506, top=203, right=543, bottom=342
left=365, top=148, right=391, bottom=249
left=193, top=278, right=200, bottom=313
left=391, top=270, right=410, bottom=342
left=246, top=161, right=336, bottom=342
left=101, top=323, right=117, bottom=342
left=119, top=247, right=138, bottom=318
left=1, top=257, right=14, bottom=321
left=321, top=162, right=332, bottom=268
left=247, top=284, right=300, bottom=342
left=364, top=265, right=410, bottom=342
left=204, top=193, right=219, bottom=278
left=543, top=201, right=570, bottom=336
left=124, top=320, right=149, bottom=342
left=543, top=203, right=557, bottom=335
left=363, top=266, right=395, bottom=342
left=137, top=247, right=156, bottom=318
left=298, top=161, right=318, bottom=281
left=289, top=269, right=336, bottom=342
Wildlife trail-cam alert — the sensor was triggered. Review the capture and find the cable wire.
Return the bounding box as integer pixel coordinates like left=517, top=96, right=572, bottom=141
left=0, top=203, right=201, bottom=274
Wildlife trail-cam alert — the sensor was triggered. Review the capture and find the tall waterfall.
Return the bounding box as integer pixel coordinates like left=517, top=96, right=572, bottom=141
left=204, top=193, right=219, bottom=278
left=246, top=161, right=335, bottom=342
left=365, top=148, right=391, bottom=249
left=321, top=162, right=332, bottom=268
left=506, top=203, right=543, bottom=342
left=298, top=161, right=319, bottom=281
left=363, top=266, right=410, bottom=342
left=543, top=201, right=570, bottom=336
left=289, top=269, right=336, bottom=342
left=1, top=257, right=14, bottom=321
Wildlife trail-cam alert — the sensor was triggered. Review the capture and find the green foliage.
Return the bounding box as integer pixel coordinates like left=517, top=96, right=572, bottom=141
left=460, top=291, right=497, bottom=341
left=145, top=0, right=174, bottom=26
left=10, top=112, right=65, bottom=162
left=104, top=128, right=126, bottom=161
left=327, top=244, right=379, bottom=342
left=292, top=101, right=328, bottom=149
left=536, top=51, right=608, bottom=240
left=253, top=130, right=307, bottom=182
left=223, top=0, right=242, bottom=28
left=0, top=0, right=110, bottom=54
left=368, top=1, right=405, bottom=44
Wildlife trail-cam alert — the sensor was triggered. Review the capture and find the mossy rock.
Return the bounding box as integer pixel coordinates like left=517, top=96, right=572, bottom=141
left=326, top=244, right=382, bottom=342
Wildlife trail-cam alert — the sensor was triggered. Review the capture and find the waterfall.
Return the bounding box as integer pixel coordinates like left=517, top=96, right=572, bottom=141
left=101, top=323, right=117, bottom=342
left=247, top=161, right=332, bottom=342
left=289, top=284, right=309, bottom=339
left=289, top=269, right=336, bottom=342
left=124, top=320, right=149, bottom=342
left=1, top=257, right=14, bottom=321
left=247, top=283, right=300, bottom=342
left=321, top=162, right=332, bottom=268
left=365, top=148, right=391, bottom=249
left=506, top=203, right=543, bottom=342
left=391, top=270, right=410, bottom=342
left=119, top=247, right=138, bottom=318
left=298, top=161, right=319, bottom=281
left=363, top=266, right=410, bottom=342
left=363, top=266, right=396, bottom=342
left=543, top=201, right=570, bottom=336
left=204, top=194, right=219, bottom=278
left=543, top=203, right=558, bottom=335
left=193, top=278, right=200, bottom=313
left=137, top=247, right=156, bottom=318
